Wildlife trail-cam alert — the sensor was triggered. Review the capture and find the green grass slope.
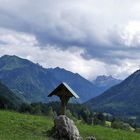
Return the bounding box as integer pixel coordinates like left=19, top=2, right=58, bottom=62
left=0, top=110, right=140, bottom=140
left=0, top=110, right=54, bottom=140
left=77, top=124, right=140, bottom=140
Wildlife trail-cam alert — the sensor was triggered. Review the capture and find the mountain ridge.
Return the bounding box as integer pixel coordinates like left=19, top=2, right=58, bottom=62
left=86, top=69, right=140, bottom=118
left=0, top=55, right=121, bottom=103
left=92, top=75, right=121, bottom=92
left=0, top=55, right=97, bottom=103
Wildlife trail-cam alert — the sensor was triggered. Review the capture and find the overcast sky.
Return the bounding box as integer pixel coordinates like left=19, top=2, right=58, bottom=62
left=0, top=0, right=140, bottom=80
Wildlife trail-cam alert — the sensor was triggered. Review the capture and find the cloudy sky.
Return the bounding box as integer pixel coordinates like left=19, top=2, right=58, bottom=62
left=0, top=0, right=140, bottom=80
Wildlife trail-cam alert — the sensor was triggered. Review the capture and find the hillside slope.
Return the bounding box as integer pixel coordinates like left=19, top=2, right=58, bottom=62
left=86, top=69, right=140, bottom=117
left=0, top=55, right=60, bottom=102
left=0, top=81, right=23, bottom=110
left=0, top=110, right=140, bottom=140
left=0, top=110, right=54, bottom=140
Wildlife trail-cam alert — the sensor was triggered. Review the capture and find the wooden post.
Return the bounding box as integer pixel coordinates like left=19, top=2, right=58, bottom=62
left=61, top=99, right=66, bottom=115
left=60, top=96, right=70, bottom=115
left=91, top=117, right=94, bottom=126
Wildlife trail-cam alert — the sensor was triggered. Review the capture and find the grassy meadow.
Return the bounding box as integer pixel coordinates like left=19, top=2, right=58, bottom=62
left=0, top=110, right=140, bottom=140
left=0, top=110, right=54, bottom=140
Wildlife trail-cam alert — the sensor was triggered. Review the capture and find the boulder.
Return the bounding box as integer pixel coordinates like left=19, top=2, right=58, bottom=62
left=54, top=115, right=83, bottom=140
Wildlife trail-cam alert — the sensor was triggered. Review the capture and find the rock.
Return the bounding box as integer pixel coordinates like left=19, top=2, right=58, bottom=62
left=54, top=115, right=83, bottom=140
left=86, top=136, right=96, bottom=140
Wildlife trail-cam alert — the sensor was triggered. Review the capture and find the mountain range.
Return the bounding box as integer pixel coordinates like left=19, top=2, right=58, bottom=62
left=0, top=55, right=120, bottom=103
left=86, top=69, right=140, bottom=118
left=92, top=75, right=121, bottom=93
left=1, top=54, right=140, bottom=122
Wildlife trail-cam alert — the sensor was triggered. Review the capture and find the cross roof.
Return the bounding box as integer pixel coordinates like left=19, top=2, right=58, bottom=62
left=48, top=82, right=79, bottom=99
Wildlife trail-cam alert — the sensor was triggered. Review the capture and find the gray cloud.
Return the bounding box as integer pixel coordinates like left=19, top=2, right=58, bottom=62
left=0, top=0, right=140, bottom=79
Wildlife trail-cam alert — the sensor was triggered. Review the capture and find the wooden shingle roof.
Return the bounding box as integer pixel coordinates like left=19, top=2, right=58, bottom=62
left=48, top=82, right=79, bottom=99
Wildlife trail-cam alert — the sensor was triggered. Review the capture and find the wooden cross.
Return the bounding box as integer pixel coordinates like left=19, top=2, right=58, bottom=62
left=48, top=82, right=79, bottom=115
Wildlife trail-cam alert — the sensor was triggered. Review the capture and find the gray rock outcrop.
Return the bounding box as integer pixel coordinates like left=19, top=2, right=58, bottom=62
left=54, top=115, right=83, bottom=140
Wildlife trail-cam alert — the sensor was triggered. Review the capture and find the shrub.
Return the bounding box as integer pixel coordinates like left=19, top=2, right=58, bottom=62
left=135, top=128, right=140, bottom=133
left=111, top=121, right=134, bottom=131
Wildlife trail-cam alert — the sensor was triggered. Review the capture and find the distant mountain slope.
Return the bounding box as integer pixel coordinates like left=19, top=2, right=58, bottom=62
left=0, top=55, right=121, bottom=103
left=0, top=81, right=23, bottom=110
left=86, top=69, right=140, bottom=117
left=47, top=67, right=103, bottom=102
left=0, top=55, right=60, bottom=102
left=92, top=75, right=121, bottom=92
